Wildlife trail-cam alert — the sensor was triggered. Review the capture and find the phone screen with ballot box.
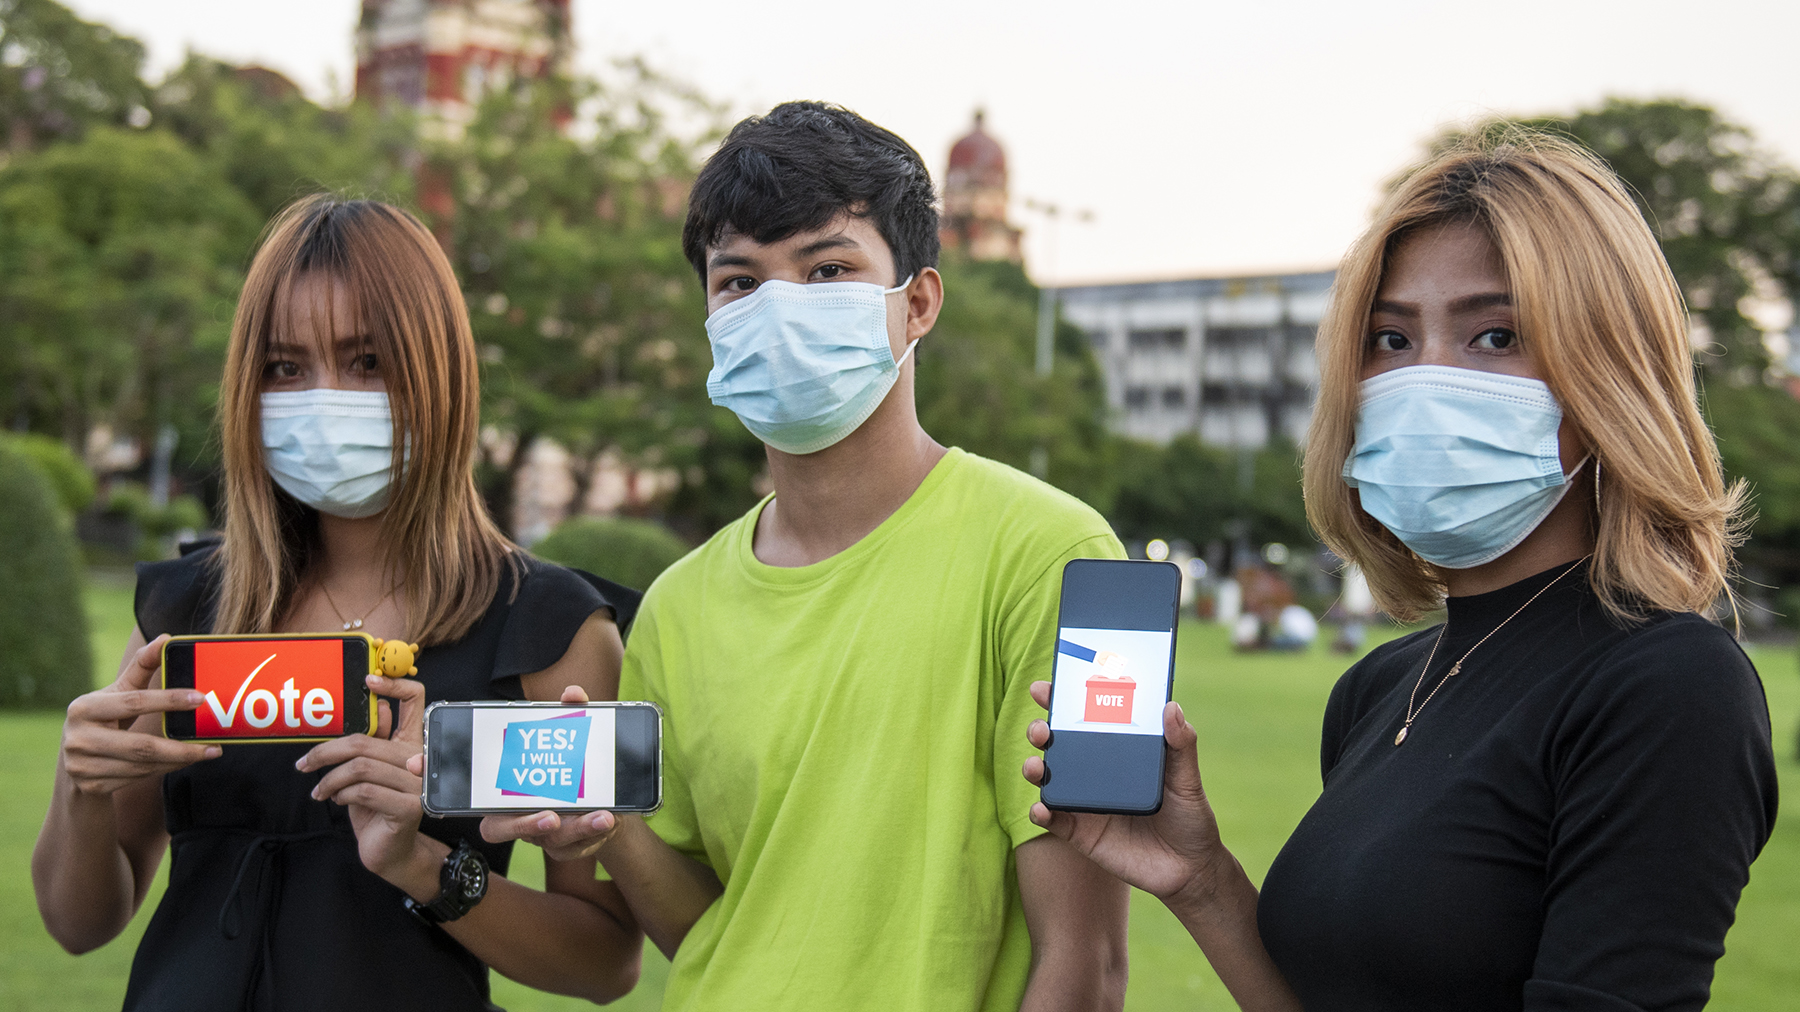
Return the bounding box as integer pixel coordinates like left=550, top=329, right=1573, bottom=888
left=1040, top=558, right=1181, bottom=815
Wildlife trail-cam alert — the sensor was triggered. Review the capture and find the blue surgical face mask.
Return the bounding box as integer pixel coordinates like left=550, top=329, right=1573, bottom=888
left=1343, top=365, right=1585, bottom=570
left=261, top=389, right=397, bottom=519
left=704, top=277, right=915, bottom=455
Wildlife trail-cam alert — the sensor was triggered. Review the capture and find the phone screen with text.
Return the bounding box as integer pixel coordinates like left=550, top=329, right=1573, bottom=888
left=423, top=702, right=662, bottom=816
left=470, top=706, right=617, bottom=809
left=189, top=638, right=351, bottom=739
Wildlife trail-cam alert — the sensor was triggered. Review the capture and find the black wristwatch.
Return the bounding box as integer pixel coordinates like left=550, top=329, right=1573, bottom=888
left=405, top=839, right=489, bottom=925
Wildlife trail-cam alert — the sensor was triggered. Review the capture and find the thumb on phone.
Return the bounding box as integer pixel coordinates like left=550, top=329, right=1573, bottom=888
left=123, top=634, right=172, bottom=692
left=368, top=674, right=427, bottom=744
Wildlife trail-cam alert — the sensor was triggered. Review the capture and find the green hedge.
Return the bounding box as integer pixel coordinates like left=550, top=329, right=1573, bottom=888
left=0, top=441, right=93, bottom=707
left=533, top=516, right=690, bottom=593
left=0, top=433, right=95, bottom=515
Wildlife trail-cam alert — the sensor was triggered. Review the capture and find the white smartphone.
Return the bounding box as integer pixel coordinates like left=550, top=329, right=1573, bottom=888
left=422, top=701, right=662, bottom=817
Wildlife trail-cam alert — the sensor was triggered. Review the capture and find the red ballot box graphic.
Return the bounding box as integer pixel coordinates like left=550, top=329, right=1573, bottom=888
left=1084, top=675, right=1136, bottom=723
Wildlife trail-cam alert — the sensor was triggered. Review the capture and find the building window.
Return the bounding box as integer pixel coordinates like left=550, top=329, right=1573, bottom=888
left=1161, top=386, right=1186, bottom=408
left=1127, top=327, right=1186, bottom=351
left=1124, top=386, right=1151, bottom=409
left=1205, top=326, right=1276, bottom=348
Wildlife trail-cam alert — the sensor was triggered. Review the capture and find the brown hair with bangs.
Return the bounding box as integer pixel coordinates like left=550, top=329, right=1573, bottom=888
left=1303, top=126, right=1745, bottom=622
left=214, top=194, right=517, bottom=644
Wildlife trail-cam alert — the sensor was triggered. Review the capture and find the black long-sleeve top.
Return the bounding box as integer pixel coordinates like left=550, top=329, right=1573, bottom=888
left=1257, top=561, right=1778, bottom=1011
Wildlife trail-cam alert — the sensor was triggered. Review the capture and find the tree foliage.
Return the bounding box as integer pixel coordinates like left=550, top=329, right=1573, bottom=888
left=0, top=126, right=258, bottom=461
left=435, top=70, right=758, bottom=537
left=0, top=0, right=147, bottom=151
left=1518, top=99, right=1800, bottom=375
left=918, top=254, right=1119, bottom=513
left=1108, top=435, right=1310, bottom=551
left=151, top=55, right=415, bottom=219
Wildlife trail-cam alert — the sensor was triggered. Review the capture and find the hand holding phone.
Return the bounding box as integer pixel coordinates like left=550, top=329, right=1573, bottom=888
left=61, top=633, right=219, bottom=797
left=1022, top=685, right=1236, bottom=910
left=299, top=672, right=432, bottom=884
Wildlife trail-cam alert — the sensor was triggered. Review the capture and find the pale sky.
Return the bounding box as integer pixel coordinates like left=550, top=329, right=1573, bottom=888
left=63, top=0, right=1800, bottom=285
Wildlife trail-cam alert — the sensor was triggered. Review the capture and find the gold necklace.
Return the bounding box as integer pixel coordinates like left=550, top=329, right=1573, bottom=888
left=319, top=579, right=398, bottom=632
left=1394, top=558, right=1589, bottom=746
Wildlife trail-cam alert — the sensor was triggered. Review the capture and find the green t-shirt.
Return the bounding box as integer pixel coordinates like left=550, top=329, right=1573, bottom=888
left=618, top=448, right=1124, bottom=1011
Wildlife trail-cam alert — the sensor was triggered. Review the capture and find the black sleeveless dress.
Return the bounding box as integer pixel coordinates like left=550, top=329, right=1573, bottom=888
left=121, top=541, right=640, bottom=1012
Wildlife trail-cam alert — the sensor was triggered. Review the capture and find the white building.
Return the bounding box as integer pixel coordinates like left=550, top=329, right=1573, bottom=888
left=1058, top=270, right=1336, bottom=447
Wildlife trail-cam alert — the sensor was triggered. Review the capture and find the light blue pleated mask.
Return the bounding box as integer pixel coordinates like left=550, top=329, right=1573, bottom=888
left=261, top=389, right=397, bottom=519
left=1343, top=365, right=1584, bottom=570
left=705, top=277, right=914, bottom=455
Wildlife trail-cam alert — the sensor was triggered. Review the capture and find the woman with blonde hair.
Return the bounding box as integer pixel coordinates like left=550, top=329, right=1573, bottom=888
left=1021, top=131, right=1778, bottom=1010
left=33, top=195, right=645, bottom=1009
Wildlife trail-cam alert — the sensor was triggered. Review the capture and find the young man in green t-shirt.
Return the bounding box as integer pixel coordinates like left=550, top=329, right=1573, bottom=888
left=488, top=101, right=1128, bottom=1011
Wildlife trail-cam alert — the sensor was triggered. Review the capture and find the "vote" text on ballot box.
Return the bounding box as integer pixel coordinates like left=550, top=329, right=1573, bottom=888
left=1084, top=675, right=1136, bottom=724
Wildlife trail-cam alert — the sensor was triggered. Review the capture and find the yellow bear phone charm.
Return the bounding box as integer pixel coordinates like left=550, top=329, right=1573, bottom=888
left=373, top=639, right=420, bottom=677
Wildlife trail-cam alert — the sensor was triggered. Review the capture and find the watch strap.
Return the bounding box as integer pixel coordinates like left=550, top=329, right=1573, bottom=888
left=404, top=839, right=488, bottom=925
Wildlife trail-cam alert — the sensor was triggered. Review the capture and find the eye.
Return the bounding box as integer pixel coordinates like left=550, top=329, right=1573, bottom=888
left=1471, top=328, right=1518, bottom=351
left=811, top=263, right=846, bottom=281
left=352, top=352, right=380, bottom=373
left=723, top=276, right=757, bottom=293
left=264, top=360, right=301, bottom=381
left=1369, top=330, right=1411, bottom=353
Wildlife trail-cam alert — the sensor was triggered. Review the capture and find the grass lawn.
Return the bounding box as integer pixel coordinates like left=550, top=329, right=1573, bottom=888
left=1, top=578, right=1795, bottom=1010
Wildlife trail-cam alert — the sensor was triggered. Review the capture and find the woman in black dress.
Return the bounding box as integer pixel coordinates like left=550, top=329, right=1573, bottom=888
left=1022, top=132, right=1778, bottom=1011
left=33, top=196, right=646, bottom=1009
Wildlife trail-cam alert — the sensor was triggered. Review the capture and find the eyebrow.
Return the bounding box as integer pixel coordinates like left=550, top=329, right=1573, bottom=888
left=265, top=334, right=371, bottom=356
left=795, top=235, right=860, bottom=258
left=1372, top=292, right=1512, bottom=317
left=706, top=252, right=755, bottom=272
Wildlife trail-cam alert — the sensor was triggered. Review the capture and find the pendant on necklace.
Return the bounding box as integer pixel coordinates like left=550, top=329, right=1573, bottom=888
left=344, top=619, right=363, bottom=631
left=1394, top=726, right=1409, bottom=746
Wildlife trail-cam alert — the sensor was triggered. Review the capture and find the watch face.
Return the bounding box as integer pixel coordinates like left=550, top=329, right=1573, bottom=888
left=454, top=856, right=487, bottom=901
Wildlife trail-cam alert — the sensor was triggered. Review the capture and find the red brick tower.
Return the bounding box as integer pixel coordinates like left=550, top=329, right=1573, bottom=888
left=355, top=0, right=570, bottom=135
left=355, top=0, right=570, bottom=221
left=940, top=109, right=1023, bottom=263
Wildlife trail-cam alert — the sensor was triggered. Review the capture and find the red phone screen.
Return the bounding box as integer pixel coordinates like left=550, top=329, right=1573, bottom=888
left=193, top=639, right=347, bottom=738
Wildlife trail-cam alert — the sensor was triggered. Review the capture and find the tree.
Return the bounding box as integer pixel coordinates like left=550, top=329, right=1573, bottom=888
left=151, top=55, right=416, bottom=220
left=1520, top=99, right=1800, bottom=376
left=1108, top=435, right=1310, bottom=552
left=0, top=126, right=259, bottom=470
left=434, top=68, right=759, bottom=538
left=917, top=254, right=1119, bottom=514
left=0, top=0, right=148, bottom=152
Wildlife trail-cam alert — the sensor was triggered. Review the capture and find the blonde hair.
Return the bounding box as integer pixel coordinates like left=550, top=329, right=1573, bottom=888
left=1303, top=127, right=1744, bottom=622
left=214, top=195, right=518, bottom=644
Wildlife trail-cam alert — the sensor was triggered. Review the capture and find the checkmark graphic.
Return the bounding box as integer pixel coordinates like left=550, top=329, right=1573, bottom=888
left=203, top=654, right=276, bottom=729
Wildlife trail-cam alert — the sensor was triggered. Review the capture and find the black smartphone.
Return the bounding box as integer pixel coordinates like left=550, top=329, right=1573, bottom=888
left=1039, top=558, right=1182, bottom=815
left=422, top=701, right=662, bottom=816
left=162, top=633, right=377, bottom=744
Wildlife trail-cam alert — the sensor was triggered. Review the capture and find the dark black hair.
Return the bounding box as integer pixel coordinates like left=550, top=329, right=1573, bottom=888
left=682, top=101, right=940, bottom=283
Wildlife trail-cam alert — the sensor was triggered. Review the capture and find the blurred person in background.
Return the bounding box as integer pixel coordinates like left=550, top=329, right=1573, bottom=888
left=1022, top=131, right=1777, bottom=1012
left=32, top=197, right=645, bottom=1010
